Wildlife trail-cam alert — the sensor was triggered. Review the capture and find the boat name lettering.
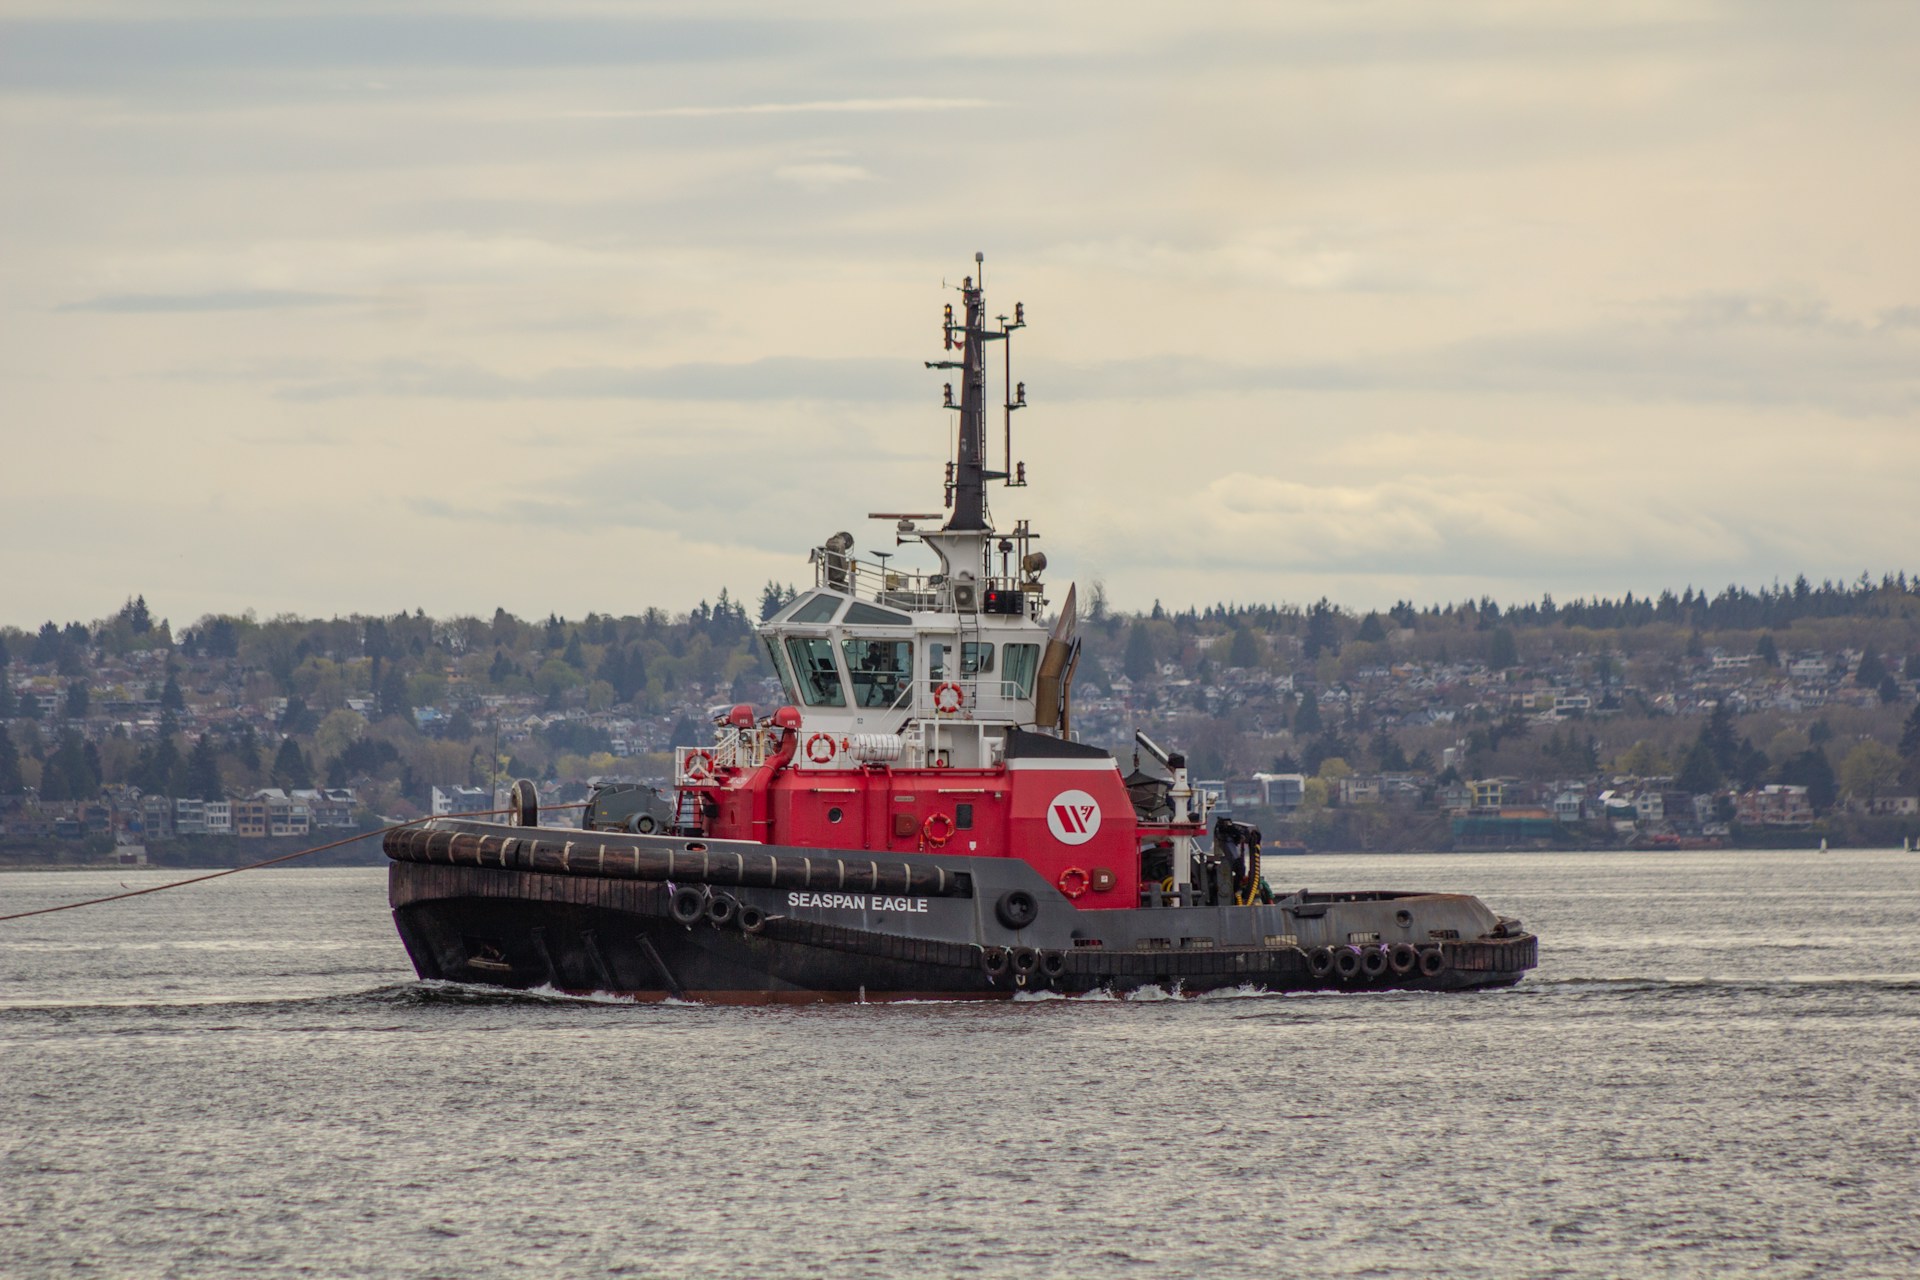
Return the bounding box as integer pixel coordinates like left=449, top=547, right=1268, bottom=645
left=786, top=891, right=929, bottom=913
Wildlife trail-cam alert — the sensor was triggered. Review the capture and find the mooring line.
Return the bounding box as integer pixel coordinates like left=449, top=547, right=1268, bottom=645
left=0, top=803, right=586, bottom=924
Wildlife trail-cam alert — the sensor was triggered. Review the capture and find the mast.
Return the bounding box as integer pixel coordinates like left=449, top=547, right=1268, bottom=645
left=926, top=251, right=1024, bottom=534
left=945, top=255, right=991, bottom=532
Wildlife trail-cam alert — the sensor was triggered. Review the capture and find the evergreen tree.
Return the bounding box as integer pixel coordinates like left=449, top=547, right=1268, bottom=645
left=271, top=737, right=313, bottom=790
left=1676, top=735, right=1722, bottom=794
left=64, top=681, right=88, bottom=720
left=1855, top=648, right=1887, bottom=688
left=184, top=734, right=223, bottom=800
left=1777, top=748, right=1838, bottom=814
left=1302, top=599, right=1340, bottom=659
left=123, top=594, right=153, bottom=634
left=1756, top=633, right=1779, bottom=667
left=1488, top=627, right=1519, bottom=671
left=1294, top=689, right=1322, bottom=735
left=1898, top=703, right=1920, bottom=762
left=378, top=666, right=410, bottom=720
left=204, top=616, right=239, bottom=659
left=562, top=632, right=587, bottom=671
left=161, top=673, right=185, bottom=712
left=0, top=635, right=9, bottom=668
left=1227, top=627, right=1259, bottom=668
left=0, top=725, right=21, bottom=794
left=1123, top=624, right=1155, bottom=682
left=0, top=680, right=12, bottom=718
left=1356, top=612, right=1387, bottom=643
left=30, top=622, right=59, bottom=665
left=1702, top=702, right=1739, bottom=773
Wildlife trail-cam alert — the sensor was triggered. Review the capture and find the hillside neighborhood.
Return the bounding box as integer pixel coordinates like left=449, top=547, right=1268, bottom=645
left=6, top=576, right=1920, bottom=865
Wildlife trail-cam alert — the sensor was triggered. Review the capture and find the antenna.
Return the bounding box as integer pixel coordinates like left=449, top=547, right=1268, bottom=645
left=922, top=253, right=1031, bottom=530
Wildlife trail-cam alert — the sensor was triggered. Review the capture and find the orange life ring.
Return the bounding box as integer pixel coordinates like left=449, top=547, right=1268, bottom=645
left=682, top=748, right=715, bottom=782
left=1057, top=866, right=1090, bottom=899
left=805, top=732, right=837, bottom=765
left=922, top=812, right=956, bottom=847
left=933, top=682, right=965, bottom=715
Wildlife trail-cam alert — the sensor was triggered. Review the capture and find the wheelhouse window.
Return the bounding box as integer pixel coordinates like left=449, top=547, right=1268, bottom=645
left=1002, top=643, right=1041, bottom=698
left=784, top=636, right=846, bottom=707
left=786, top=593, right=844, bottom=625
left=843, top=601, right=911, bottom=627
left=961, top=642, right=994, bottom=675
left=843, top=637, right=914, bottom=707
left=763, top=636, right=799, bottom=704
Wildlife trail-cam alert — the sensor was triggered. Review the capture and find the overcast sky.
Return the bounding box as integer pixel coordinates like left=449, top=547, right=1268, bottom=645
left=3, top=1, right=1917, bottom=630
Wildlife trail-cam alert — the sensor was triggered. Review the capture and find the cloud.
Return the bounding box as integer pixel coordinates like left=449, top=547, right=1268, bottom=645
left=773, top=161, right=875, bottom=190
left=275, top=356, right=925, bottom=403
left=59, top=289, right=355, bottom=313
left=561, top=98, right=987, bottom=120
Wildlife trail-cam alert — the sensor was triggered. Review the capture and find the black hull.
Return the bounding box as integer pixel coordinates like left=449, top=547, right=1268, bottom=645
left=390, top=860, right=1536, bottom=1003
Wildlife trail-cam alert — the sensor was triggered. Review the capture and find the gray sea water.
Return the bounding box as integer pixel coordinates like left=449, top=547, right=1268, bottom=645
left=1, top=849, right=1916, bottom=1279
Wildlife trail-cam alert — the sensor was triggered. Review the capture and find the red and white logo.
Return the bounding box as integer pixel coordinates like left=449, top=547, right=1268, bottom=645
left=1047, top=789, right=1101, bottom=846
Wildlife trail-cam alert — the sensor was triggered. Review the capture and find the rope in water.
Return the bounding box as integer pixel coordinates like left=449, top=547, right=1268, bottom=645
left=0, top=803, right=585, bottom=924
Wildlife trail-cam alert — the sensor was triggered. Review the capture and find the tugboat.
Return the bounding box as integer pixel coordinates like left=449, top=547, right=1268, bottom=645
left=384, top=257, right=1537, bottom=1001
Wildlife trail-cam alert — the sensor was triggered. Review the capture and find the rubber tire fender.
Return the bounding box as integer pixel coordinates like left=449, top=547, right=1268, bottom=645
left=1419, top=946, right=1448, bottom=977
left=1041, top=950, right=1067, bottom=980
left=706, top=894, right=739, bottom=928
left=995, top=889, right=1040, bottom=931
left=1361, top=946, right=1390, bottom=980
left=1308, top=946, right=1335, bottom=980
left=669, top=885, right=707, bottom=926
left=737, top=904, right=767, bottom=935
left=982, top=946, right=1012, bottom=978
left=1010, top=946, right=1041, bottom=976
left=1389, top=942, right=1419, bottom=976
left=1334, top=947, right=1363, bottom=981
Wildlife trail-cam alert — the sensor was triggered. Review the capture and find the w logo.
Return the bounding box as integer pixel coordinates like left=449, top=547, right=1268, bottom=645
left=1046, top=789, right=1101, bottom=845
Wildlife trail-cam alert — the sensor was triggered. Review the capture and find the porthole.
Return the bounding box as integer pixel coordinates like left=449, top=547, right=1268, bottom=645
left=1395, top=909, right=1413, bottom=928
left=827, top=806, right=844, bottom=823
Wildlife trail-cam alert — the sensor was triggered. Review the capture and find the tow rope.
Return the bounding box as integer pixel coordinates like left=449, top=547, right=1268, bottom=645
left=0, top=804, right=582, bottom=924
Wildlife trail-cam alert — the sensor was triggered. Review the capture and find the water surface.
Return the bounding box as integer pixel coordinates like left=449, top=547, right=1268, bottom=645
left=2, top=850, right=1915, bottom=1278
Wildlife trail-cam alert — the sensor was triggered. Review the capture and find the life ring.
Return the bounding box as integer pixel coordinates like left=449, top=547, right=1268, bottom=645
left=805, top=732, right=837, bottom=765
left=1057, top=867, right=1090, bottom=899
left=922, top=812, right=956, bottom=847
left=682, top=749, right=715, bottom=783
left=933, top=681, right=965, bottom=715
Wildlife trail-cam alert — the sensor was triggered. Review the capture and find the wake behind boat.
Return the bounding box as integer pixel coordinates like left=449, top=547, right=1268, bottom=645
left=384, top=256, right=1537, bottom=1001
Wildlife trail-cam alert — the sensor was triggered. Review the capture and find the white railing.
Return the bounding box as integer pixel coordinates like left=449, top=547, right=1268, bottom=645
left=675, top=726, right=771, bottom=785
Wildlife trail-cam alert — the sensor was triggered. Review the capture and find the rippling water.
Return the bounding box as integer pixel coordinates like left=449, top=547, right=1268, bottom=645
left=2, top=850, right=1916, bottom=1279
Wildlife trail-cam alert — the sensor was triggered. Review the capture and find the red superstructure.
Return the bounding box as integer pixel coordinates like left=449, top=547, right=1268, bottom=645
left=666, top=254, right=1227, bottom=911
